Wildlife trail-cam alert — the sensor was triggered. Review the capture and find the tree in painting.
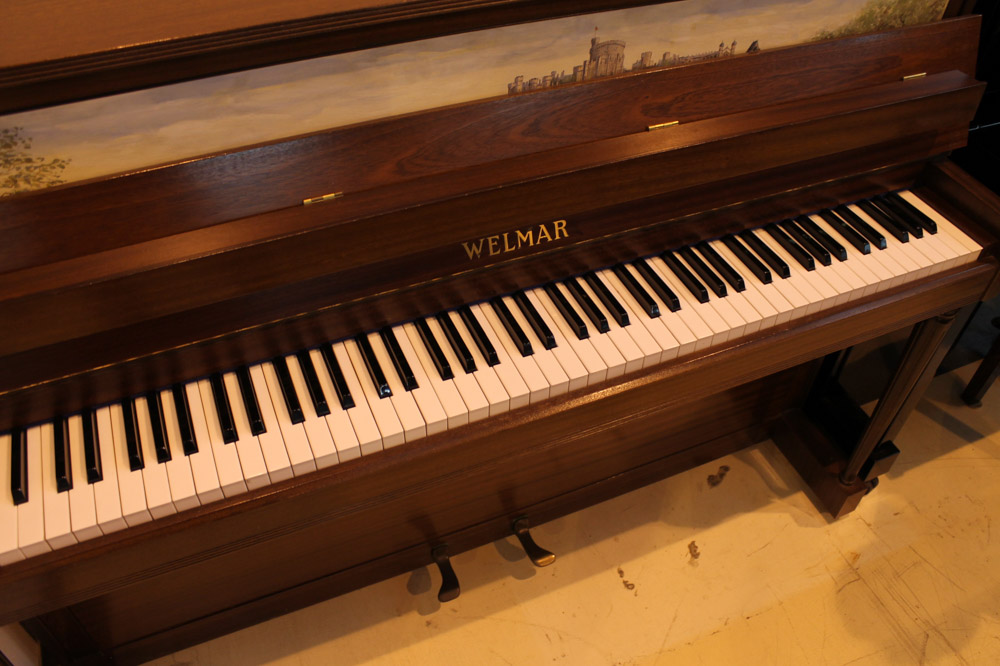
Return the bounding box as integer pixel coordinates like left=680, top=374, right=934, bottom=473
left=1, top=126, right=70, bottom=197
left=815, top=0, right=948, bottom=40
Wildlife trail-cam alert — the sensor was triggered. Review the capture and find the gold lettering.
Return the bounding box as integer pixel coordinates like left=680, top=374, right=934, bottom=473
left=462, top=239, right=485, bottom=260
left=553, top=219, right=568, bottom=240
left=488, top=235, right=501, bottom=256
left=517, top=229, right=534, bottom=247
left=503, top=232, right=515, bottom=253
left=536, top=223, right=553, bottom=243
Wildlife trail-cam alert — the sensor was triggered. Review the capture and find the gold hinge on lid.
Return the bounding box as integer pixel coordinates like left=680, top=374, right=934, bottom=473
left=647, top=120, right=680, bottom=131
left=302, top=192, right=343, bottom=205
left=902, top=72, right=927, bottom=80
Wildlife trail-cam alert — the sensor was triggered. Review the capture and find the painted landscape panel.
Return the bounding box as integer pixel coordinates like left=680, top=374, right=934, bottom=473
left=1, top=0, right=947, bottom=196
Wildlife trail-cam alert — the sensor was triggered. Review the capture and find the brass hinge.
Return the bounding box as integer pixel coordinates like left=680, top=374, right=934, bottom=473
left=647, top=120, right=680, bottom=131
left=302, top=192, right=343, bottom=206
left=902, top=72, right=927, bottom=81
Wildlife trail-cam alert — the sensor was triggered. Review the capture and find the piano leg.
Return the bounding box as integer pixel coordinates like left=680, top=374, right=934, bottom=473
left=773, top=309, right=962, bottom=518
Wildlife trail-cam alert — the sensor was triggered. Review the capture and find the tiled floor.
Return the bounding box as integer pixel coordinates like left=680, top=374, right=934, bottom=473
left=145, top=362, right=1000, bottom=666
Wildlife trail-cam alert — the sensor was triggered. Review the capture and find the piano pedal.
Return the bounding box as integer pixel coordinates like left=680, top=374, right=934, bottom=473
left=859, top=441, right=901, bottom=484
left=431, top=545, right=461, bottom=602
left=512, top=516, right=556, bottom=567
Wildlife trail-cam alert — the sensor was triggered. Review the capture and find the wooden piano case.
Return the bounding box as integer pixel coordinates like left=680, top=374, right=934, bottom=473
left=2, top=4, right=1000, bottom=663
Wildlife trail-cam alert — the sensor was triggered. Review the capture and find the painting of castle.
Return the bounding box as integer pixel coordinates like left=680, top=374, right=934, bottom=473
left=508, top=30, right=759, bottom=94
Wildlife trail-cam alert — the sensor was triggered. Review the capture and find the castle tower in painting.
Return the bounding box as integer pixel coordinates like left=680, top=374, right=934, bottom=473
left=581, top=31, right=626, bottom=80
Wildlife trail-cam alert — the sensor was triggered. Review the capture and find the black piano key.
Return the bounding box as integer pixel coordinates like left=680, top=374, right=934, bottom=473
left=819, top=209, right=871, bottom=254
left=356, top=334, right=393, bottom=397
left=437, top=312, right=478, bottom=371
left=765, top=224, right=815, bottom=270
left=490, top=297, right=534, bottom=356
left=632, top=259, right=680, bottom=312
left=855, top=200, right=909, bottom=242
left=235, top=366, right=266, bottom=435
left=297, top=350, right=332, bottom=414
left=513, top=290, right=557, bottom=349
left=458, top=305, right=500, bottom=366
left=415, top=317, right=454, bottom=381
left=121, top=398, right=145, bottom=470
left=544, top=282, right=590, bottom=339
left=379, top=328, right=419, bottom=390
left=320, top=344, right=356, bottom=409
left=723, top=235, right=773, bottom=284
left=612, top=263, right=660, bottom=317
left=209, top=374, right=238, bottom=444
left=10, top=428, right=28, bottom=505
left=780, top=219, right=831, bottom=266
left=661, top=250, right=710, bottom=302
left=81, top=408, right=103, bottom=482
left=565, top=278, right=609, bottom=333
left=171, top=384, right=198, bottom=455
left=834, top=204, right=887, bottom=250
left=146, top=393, right=172, bottom=463
left=796, top=215, right=848, bottom=261
left=583, top=272, right=630, bottom=327
left=885, top=191, right=937, bottom=233
left=53, top=417, right=73, bottom=492
left=695, top=242, right=744, bottom=292
left=272, top=356, right=306, bottom=422
left=678, top=247, right=728, bottom=297
left=872, top=195, right=925, bottom=238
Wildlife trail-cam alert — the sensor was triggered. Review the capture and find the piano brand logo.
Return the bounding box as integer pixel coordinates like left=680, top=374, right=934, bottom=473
left=462, top=220, right=568, bottom=260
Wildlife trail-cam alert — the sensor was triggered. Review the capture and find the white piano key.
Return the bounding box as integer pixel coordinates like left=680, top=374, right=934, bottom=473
left=403, top=322, right=482, bottom=427
left=459, top=308, right=532, bottom=409
left=0, top=433, right=25, bottom=565
left=899, top=191, right=982, bottom=261
left=366, top=332, right=427, bottom=442
left=572, top=276, right=646, bottom=372
left=430, top=312, right=509, bottom=417
left=286, top=354, right=342, bottom=467
left=134, top=398, right=176, bottom=520
left=805, top=217, right=883, bottom=296
left=170, top=387, right=224, bottom=505
left=93, top=407, right=127, bottom=534
left=308, top=348, right=362, bottom=461
left=17, top=427, right=50, bottom=558
left=343, top=339, right=406, bottom=447
left=707, top=241, right=782, bottom=329
left=552, top=281, right=629, bottom=376
left=65, top=415, right=101, bottom=542
left=668, top=255, right=749, bottom=340
left=157, top=392, right=202, bottom=513
left=332, top=342, right=387, bottom=454
left=40, top=423, right=77, bottom=549
left=600, top=268, right=680, bottom=361
left=218, top=372, right=271, bottom=489
left=389, top=326, right=450, bottom=436
left=502, top=295, right=572, bottom=396
left=257, top=363, right=312, bottom=478
left=475, top=303, right=548, bottom=404
left=848, top=204, right=929, bottom=281
left=648, top=256, right=730, bottom=347
left=751, top=229, right=830, bottom=315
left=193, top=380, right=248, bottom=498
left=447, top=309, right=512, bottom=413
left=623, top=262, right=699, bottom=356
left=525, top=289, right=590, bottom=391
left=534, top=287, right=610, bottom=385
left=108, top=403, right=152, bottom=527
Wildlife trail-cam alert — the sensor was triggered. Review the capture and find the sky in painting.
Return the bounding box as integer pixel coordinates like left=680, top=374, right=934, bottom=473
left=2, top=0, right=923, bottom=188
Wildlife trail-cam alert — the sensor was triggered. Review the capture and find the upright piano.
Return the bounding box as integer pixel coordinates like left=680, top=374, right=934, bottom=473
left=2, top=1, right=1000, bottom=662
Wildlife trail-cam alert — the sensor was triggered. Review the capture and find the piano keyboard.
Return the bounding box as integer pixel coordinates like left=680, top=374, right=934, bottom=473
left=0, top=190, right=982, bottom=566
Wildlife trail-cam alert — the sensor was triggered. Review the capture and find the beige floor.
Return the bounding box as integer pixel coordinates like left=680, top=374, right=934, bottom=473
left=140, top=362, right=1000, bottom=666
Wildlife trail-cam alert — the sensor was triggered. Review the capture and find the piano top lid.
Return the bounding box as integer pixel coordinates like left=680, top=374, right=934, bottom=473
left=0, top=0, right=684, bottom=114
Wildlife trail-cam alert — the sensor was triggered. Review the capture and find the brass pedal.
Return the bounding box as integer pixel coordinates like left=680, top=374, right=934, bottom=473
left=513, top=517, right=556, bottom=567
left=432, top=545, right=460, bottom=602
